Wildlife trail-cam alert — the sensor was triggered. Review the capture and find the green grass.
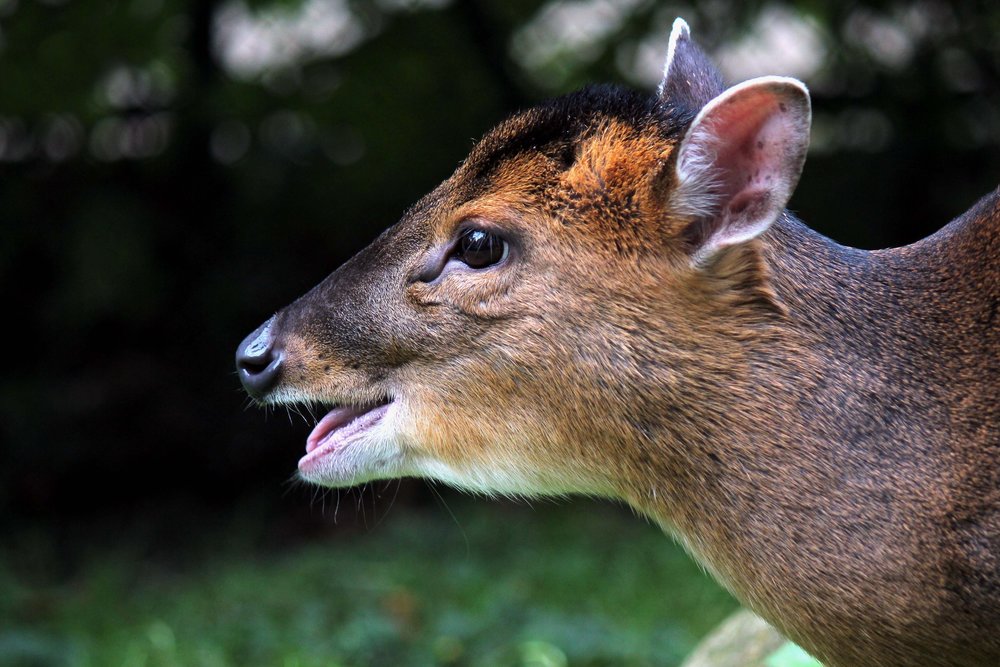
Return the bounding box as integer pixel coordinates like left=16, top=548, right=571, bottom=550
left=1, top=498, right=737, bottom=667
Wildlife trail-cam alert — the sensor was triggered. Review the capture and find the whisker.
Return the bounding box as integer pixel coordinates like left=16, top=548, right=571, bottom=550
left=373, top=480, right=401, bottom=529
left=428, top=482, right=470, bottom=558
left=290, top=403, right=308, bottom=426
left=357, top=484, right=371, bottom=530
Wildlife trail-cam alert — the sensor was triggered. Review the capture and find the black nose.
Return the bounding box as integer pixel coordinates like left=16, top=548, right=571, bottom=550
left=236, top=318, right=283, bottom=398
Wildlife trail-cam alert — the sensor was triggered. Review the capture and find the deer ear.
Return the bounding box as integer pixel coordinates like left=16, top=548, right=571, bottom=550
left=658, top=18, right=725, bottom=112
left=670, top=76, right=811, bottom=265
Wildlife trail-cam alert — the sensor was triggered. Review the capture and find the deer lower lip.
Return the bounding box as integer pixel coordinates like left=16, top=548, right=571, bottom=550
left=303, top=400, right=391, bottom=457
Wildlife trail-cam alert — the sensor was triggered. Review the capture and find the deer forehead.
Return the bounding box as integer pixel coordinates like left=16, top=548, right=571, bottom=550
left=563, top=120, right=675, bottom=196
left=432, top=115, right=681, bottom=257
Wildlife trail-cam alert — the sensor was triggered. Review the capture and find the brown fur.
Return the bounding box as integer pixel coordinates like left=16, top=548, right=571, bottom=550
left=242, top=82, right=999, bottom=666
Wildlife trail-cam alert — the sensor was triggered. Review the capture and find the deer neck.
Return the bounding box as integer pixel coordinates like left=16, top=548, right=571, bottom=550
left=620, top=214, right=947, bottom=662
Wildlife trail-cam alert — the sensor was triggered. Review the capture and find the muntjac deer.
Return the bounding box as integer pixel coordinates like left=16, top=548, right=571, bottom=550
left=237, top=19, right=999, bottom=667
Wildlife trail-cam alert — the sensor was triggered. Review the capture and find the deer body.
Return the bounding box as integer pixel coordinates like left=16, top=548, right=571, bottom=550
left=641, top=205, right=999, bottom=665
left=237, top=20, right=999, bottom=667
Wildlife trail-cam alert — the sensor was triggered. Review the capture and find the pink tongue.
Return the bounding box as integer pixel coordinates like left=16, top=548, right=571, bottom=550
left=306, top=405, right=370, bottom=453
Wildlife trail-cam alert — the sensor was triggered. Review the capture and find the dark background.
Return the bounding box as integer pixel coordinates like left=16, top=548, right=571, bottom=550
left=3, top=0, right=999, bottom=547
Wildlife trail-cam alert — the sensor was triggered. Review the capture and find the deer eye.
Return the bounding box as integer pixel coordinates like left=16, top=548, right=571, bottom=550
left=453, top=228, right=508, bottom=269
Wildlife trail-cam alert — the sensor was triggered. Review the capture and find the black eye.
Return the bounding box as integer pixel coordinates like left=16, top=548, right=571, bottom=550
left=453, top=228, right=509, bottom=269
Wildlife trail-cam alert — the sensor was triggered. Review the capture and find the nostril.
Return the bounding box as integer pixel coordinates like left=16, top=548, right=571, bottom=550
left=236, top=318, right=283, bottom=398
left=240, top=356, right=271, bottom=375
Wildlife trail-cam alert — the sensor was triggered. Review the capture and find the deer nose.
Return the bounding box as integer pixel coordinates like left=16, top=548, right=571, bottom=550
left=236, top=318, right=283, bottom=398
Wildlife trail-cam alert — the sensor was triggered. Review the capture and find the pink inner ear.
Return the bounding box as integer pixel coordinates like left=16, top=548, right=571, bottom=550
left=727, top=189, right=773, bottom=223
left=674, top=78, right=811, bottom=261
left=708, top=96, right=791, bottom=194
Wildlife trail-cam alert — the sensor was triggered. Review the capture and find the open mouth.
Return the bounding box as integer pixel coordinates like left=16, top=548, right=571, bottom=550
left=300, top=397, right=393, bottom=466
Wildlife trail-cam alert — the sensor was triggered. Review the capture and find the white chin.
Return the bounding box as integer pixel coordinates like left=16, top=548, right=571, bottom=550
left=297, top=435, right=405, bottom=486
left=297, top=409, right=405, bottom=487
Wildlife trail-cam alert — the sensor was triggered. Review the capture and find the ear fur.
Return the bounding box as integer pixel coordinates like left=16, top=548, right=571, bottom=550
left=658, top=18, right=725, bottom=113
left=670, top=76, right=812, bottom=266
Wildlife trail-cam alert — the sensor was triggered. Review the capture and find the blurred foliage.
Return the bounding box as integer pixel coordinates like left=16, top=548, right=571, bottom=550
left=1, top=0, right=999, bottom=545
left=0, top=500, right=737, bottom=666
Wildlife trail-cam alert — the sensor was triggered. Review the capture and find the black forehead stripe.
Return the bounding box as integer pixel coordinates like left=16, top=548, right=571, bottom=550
left=465, top=84, right=691, bottom=185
